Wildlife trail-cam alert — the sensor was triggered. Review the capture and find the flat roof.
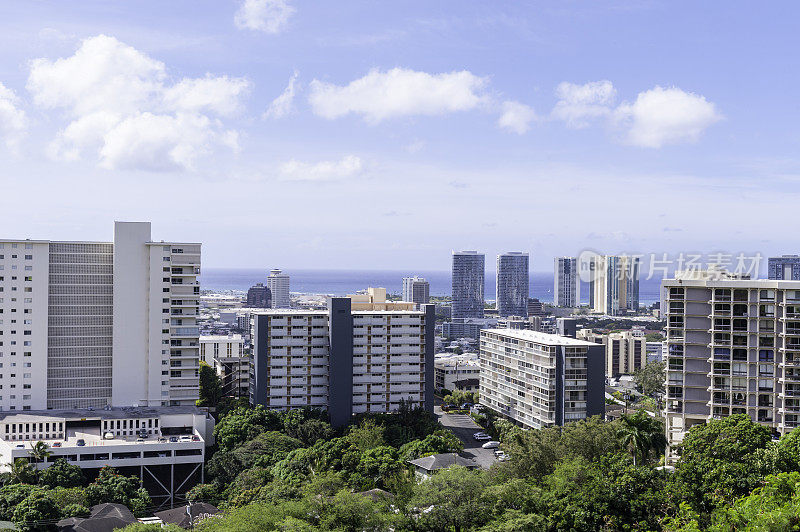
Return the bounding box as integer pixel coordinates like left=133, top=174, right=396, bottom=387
left=0, top=405, right=204, bottom=422
left=251, top=309, right=425, bottom=316
left=663, top=277, right=800, bottom=288
left=481, top=328, right=600, bottom=347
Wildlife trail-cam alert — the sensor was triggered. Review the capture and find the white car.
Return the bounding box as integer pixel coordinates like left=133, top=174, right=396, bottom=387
left=473, top=432, right=491, bottom=440
left=481, top=440, right=501, bottom=449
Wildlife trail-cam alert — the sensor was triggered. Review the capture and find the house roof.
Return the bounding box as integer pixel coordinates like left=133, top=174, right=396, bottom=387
left=56, top=503, right=136, bottom=532
left=408, top=453, right=479, bottom=472
left=154, top=502, right=219, bottom=528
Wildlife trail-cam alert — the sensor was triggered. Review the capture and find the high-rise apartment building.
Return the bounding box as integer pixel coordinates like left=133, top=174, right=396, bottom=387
left=479, top=329, right=605, bottom=429
left=452, top=251, right=485, bottom=319
left=589, top=255, right=640, bottom=315
left=554, top=257, right=580, bottom=307
left=768, top=256, right=800, bottom=280
left=402, top=276, right=430, bottom=306
left=246, top=283, right=271, bottom=308
left=663, top=269, right=800, bottom=452
left=250, top=292, right=435, bottom=427
left=577, top=329, right=646, bottom=377
left=496, top=252, right=529, bottom=317
left=267, top=269, right=291, bottom=309
left=0, top=222, right=200, bottom=411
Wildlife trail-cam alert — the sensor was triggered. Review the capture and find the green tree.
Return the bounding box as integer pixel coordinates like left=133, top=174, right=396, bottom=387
left=645, top=332, right=664, bottom=342
left=2, top=458, right=37, bottom=485
left=314, top=489, right=392, bottom=532
left=674, top=414, right=773, bottom=514
left=408, top=466, right=492, bottom=532
left=85, top=467, right=151, bottom=516
left=232, top=431, right=304, bottom=470
left=633, top=360, right=666, bottom=397
left=12, top=491, right=59, bottom=532
left=0, top=484, right=38, bottom=520
left=27, top=442, right=51, bottom=464
left=285, top=419, right=334, bottom=446
left=353, top=446, right=405, bottom=490
left=213, top=406, right=283, bottom=450
left=345, top=419, right=386, bottom=451
left=399, top=430, right=463, bottom=460
left=198, top=361, right=223, bottom=408
left=616, top=411, right=667, bottom=466
left=38, top=459, right=85, bottom=488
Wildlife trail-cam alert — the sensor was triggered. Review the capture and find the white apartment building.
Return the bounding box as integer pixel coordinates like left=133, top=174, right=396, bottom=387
left=200, top=335, right=249, bottom=398
left=577, top=329, right=647, bottom=377
left=663, top=269, right=800, bottom=451
left=251, top=294, right=435, bottom=427
left=479, top=329, right=605, bottom=429
left=0, top=222, right=200, bottom=411
left=267, top=269, right=291, bottom=309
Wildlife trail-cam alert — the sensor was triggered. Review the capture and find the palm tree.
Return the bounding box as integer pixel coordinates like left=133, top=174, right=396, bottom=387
left=28, top=441, right=52, bottom=463
left=2, top=458, right=37, bottom=484
left=617, top=411, right=666, bottom=466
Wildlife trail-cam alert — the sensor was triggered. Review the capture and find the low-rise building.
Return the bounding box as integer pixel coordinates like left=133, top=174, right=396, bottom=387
left=480, top=329, right=605, bottom=429
left=434, top=354, right=480, bottom=392
left=408, top=453, right=479, bottom=480
left=0, top=406, right=212, bottom=507
left=443, top=318, right=498, bottom=340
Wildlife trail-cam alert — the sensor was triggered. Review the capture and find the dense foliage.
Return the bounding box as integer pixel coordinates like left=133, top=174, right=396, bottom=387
left=185, top=408, right=800, bottom=531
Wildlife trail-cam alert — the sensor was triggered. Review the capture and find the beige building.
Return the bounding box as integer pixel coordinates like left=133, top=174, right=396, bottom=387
left=577, top=329, right=647, bottom=377
left=663, top=269, right=800, bottom=453
left=347, top=287, right=416, bottom=311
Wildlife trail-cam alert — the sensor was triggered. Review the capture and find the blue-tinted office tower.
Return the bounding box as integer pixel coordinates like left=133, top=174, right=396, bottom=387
left=768, top=255, right=800, bottom=280
left=452, top=251, right=485, bottom=319
left=496, top=252, right=529, bottom=317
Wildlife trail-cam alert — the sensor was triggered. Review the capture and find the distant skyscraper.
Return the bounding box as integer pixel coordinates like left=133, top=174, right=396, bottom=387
left=267, top=269, right=291, bottom=308
left=768, top=255, right=800, bottom=280
left=402, top=276, right=430, bottom=305
left=527, top=298, right=545, bottom=317
left=496, top=252, right=529, bottom=317
left=589, top=255, right=639, bottom=315
left=554, top=257, right=579, bottom=307
left=452, top=251, right=485, bottom=319
left=246, top=283, right=271, bottom=308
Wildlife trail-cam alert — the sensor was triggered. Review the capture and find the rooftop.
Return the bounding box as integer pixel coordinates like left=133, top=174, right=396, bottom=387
left=0, top=405, right=204, bottom=423
left=408, top=453, right=479, bottom=471
left=481, top=328, right=600, bottom=347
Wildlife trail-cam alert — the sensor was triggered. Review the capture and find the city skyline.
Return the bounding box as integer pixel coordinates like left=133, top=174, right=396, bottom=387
left=1, top=2, right=799, bottom=269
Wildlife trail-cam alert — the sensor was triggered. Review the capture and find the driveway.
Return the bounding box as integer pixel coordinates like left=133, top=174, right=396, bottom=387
left=434, top=405, right=497, bottom=469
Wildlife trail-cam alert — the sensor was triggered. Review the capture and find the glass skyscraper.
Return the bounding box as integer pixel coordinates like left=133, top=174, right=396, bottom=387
left=496, top=252, right=529, bottom=317
left=452, top=251, right=485, bottom=319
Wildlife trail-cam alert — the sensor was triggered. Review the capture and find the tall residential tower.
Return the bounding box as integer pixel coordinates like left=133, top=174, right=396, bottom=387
left=496, top=252, right=529, bottom=317
left=452, top=251, right=485, bottom=319
left=0, top=221, right=201, bottom=411
left=554, top=257, right=580, bottom=308
left=402, top=276, right=430, bottom=306
left=267, top=269, right=291, bottom=309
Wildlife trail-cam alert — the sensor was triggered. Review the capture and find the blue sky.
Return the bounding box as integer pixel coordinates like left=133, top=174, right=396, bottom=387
left=0, top=1, right=796, bottom=271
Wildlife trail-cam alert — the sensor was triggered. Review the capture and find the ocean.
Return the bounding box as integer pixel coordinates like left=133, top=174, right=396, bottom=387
left=200, top=269, right=664, bottom=306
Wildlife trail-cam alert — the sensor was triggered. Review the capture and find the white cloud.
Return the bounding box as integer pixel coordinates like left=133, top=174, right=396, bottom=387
left=551, top=80, right=616, bottom=128
left=615, top=86, right=721, bottom=148
left=497, top=100, right=536, bottom=134
left=280, top=155, right=363, bottom=181
left=264, top=70, right=298, bottom=119
left=308, top=68, right=488, bottom=123
left=234, top=0, right=295, bottom=33
left=0, top=82, right=27, bottom=150
left=27, top=35, right=248, bottom=171
left=163, top=75, right=250, bottom=117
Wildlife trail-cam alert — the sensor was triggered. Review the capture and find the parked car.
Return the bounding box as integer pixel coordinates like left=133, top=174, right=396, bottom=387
left=169, top=436, right=178, bottom=443
left=158, top=437, right=167, bottom=442
left=481, top=441, right=500, bottom=449
left=179, top=435, right=192, bottom=442
left=461, top=403, right=473, bottom=409
left=473, top=432, right=491, bottom=440
left=15, top=444, right=24, bottom=448
left=494, top=449, right=505, bottom=457
left=103, top=432, right=114, bottom=440
left=76, top=439, right=86, bottom=447
left=191, top=435, right=200, bottom=441
left=137, top=429, right=149, bottom=439
left=52, top=442, right=62, bottom=447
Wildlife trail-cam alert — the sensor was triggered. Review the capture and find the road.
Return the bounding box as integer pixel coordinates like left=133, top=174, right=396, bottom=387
left=434, top=405, right=497, bottom=469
